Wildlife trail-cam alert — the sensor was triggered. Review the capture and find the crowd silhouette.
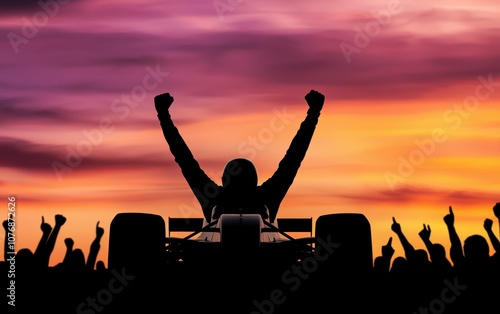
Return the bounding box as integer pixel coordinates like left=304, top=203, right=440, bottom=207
left=370, top=204, right=500, bottom=314
left=1, top=204, right=499, bottom=313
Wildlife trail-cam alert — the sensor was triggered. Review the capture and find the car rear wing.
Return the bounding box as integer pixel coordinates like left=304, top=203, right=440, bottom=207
left=167, top=217, right=313, bottom=238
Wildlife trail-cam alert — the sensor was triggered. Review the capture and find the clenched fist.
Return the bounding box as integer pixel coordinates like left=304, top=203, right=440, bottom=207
left=154, top=92, right=174, bottom=115
left=305, top=90, right=324, bottom=112
left=484, top=218, right=493, bottom=231
left=493, top=202, right=500, bottom=220
left=64, top=238, right=74, bottom=249
left=55, top=214, right=66, bottom=227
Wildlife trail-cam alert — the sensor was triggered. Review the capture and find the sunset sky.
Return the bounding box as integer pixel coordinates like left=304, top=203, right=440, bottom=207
left=1, top=0, right=499, bottom=267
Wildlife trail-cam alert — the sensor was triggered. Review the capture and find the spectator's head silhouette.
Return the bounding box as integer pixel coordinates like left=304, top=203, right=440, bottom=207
left=414, top=249, right=429, bottom=262
left=16, top=248, right=34, bottom=270
left=414, top=248, right=429, bottom=263
left=69, top=248, right=86, bottom=272
left=464, top=234, right=489, bottom=262
left=430, top=243, right=447, bottom=259
left=390, top=256, right=408, bottom=274
left=96, top=260, right=106, bottom=270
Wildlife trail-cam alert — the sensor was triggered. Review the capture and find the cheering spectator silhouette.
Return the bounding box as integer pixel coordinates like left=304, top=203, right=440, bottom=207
left=374, top=237, right=395, bottom=275
left=443, top=205, right=499, bottom=313
left=85, top=221, right=104, bottom=271
left=494, top=202, right=500, bottom=225
left=38, top=214, right=66, bottom=268
left=486, top=202, right=500, bottom=255
left=483, top=218, right=500, bottom=255
left=155, top=90, right=324, bottom=224
left=391, top=217, right=432, bottom=298
left=59, top=221, right=104, bottom=272
left=444, top=206, right=493, bottom=281
left=391, top=217, right=416, bottom=260
left=63, top=237, right=73, bottom=263
left=3, top=220, right=9, bottom=262
left=443, top=206, right=464, bottom=267
left=391, top=216, right=431, bottom=271
left=34, top=216, right=52, bottom=267
left=418, top=223, right=453, bottom=276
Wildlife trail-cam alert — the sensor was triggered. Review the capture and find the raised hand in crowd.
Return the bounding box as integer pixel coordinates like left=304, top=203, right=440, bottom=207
left=484, top=218, right=500, bottom=254
left=42, top=214, right=67, bottom=267
left=40, top=216, right=52, bottom=234
left=34, top=216, right=52, bottom=265
left=55, top=214, right=67, bottom=227
left=3, top=220, right=9, bottom=262
left=418, top=224, right=431, bottom=241
left=63, top=237, right=74, bottom=265
left=86, top=221, right=104, bottom=271
left=418, top=223, right=452, bottom=273
left=391, top=217, right=402, bottom=234
left=418, top=223, right=434, bottom=258
left=391, top=217, right=415, bottom=260
left=493, top=202, right=500, bottom=220
left=443, top=206, right=464, bottom=266
left=375, top=237, right=395, bottom=274
left=443, top=206, right=454, bottom=227
left=382, top=237, right=395, bottom=260
left=493, top=202, right=500, bottom=236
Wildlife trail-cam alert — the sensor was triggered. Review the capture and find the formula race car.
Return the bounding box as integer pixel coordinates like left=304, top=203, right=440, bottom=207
left=107, top=211, right=373, bottom=275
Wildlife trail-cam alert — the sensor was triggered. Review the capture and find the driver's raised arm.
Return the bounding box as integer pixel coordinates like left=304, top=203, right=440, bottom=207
left=261, top=90, right=325, bottom=223
left=155, top=93, right=218, bottom=221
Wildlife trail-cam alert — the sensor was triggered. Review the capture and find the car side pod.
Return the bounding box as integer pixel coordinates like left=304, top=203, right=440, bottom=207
left=108, top=212, right=166, bottom=276
left=315, top=213, right=373, bottom=275
left=219, top=214, right=261, bottom=253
